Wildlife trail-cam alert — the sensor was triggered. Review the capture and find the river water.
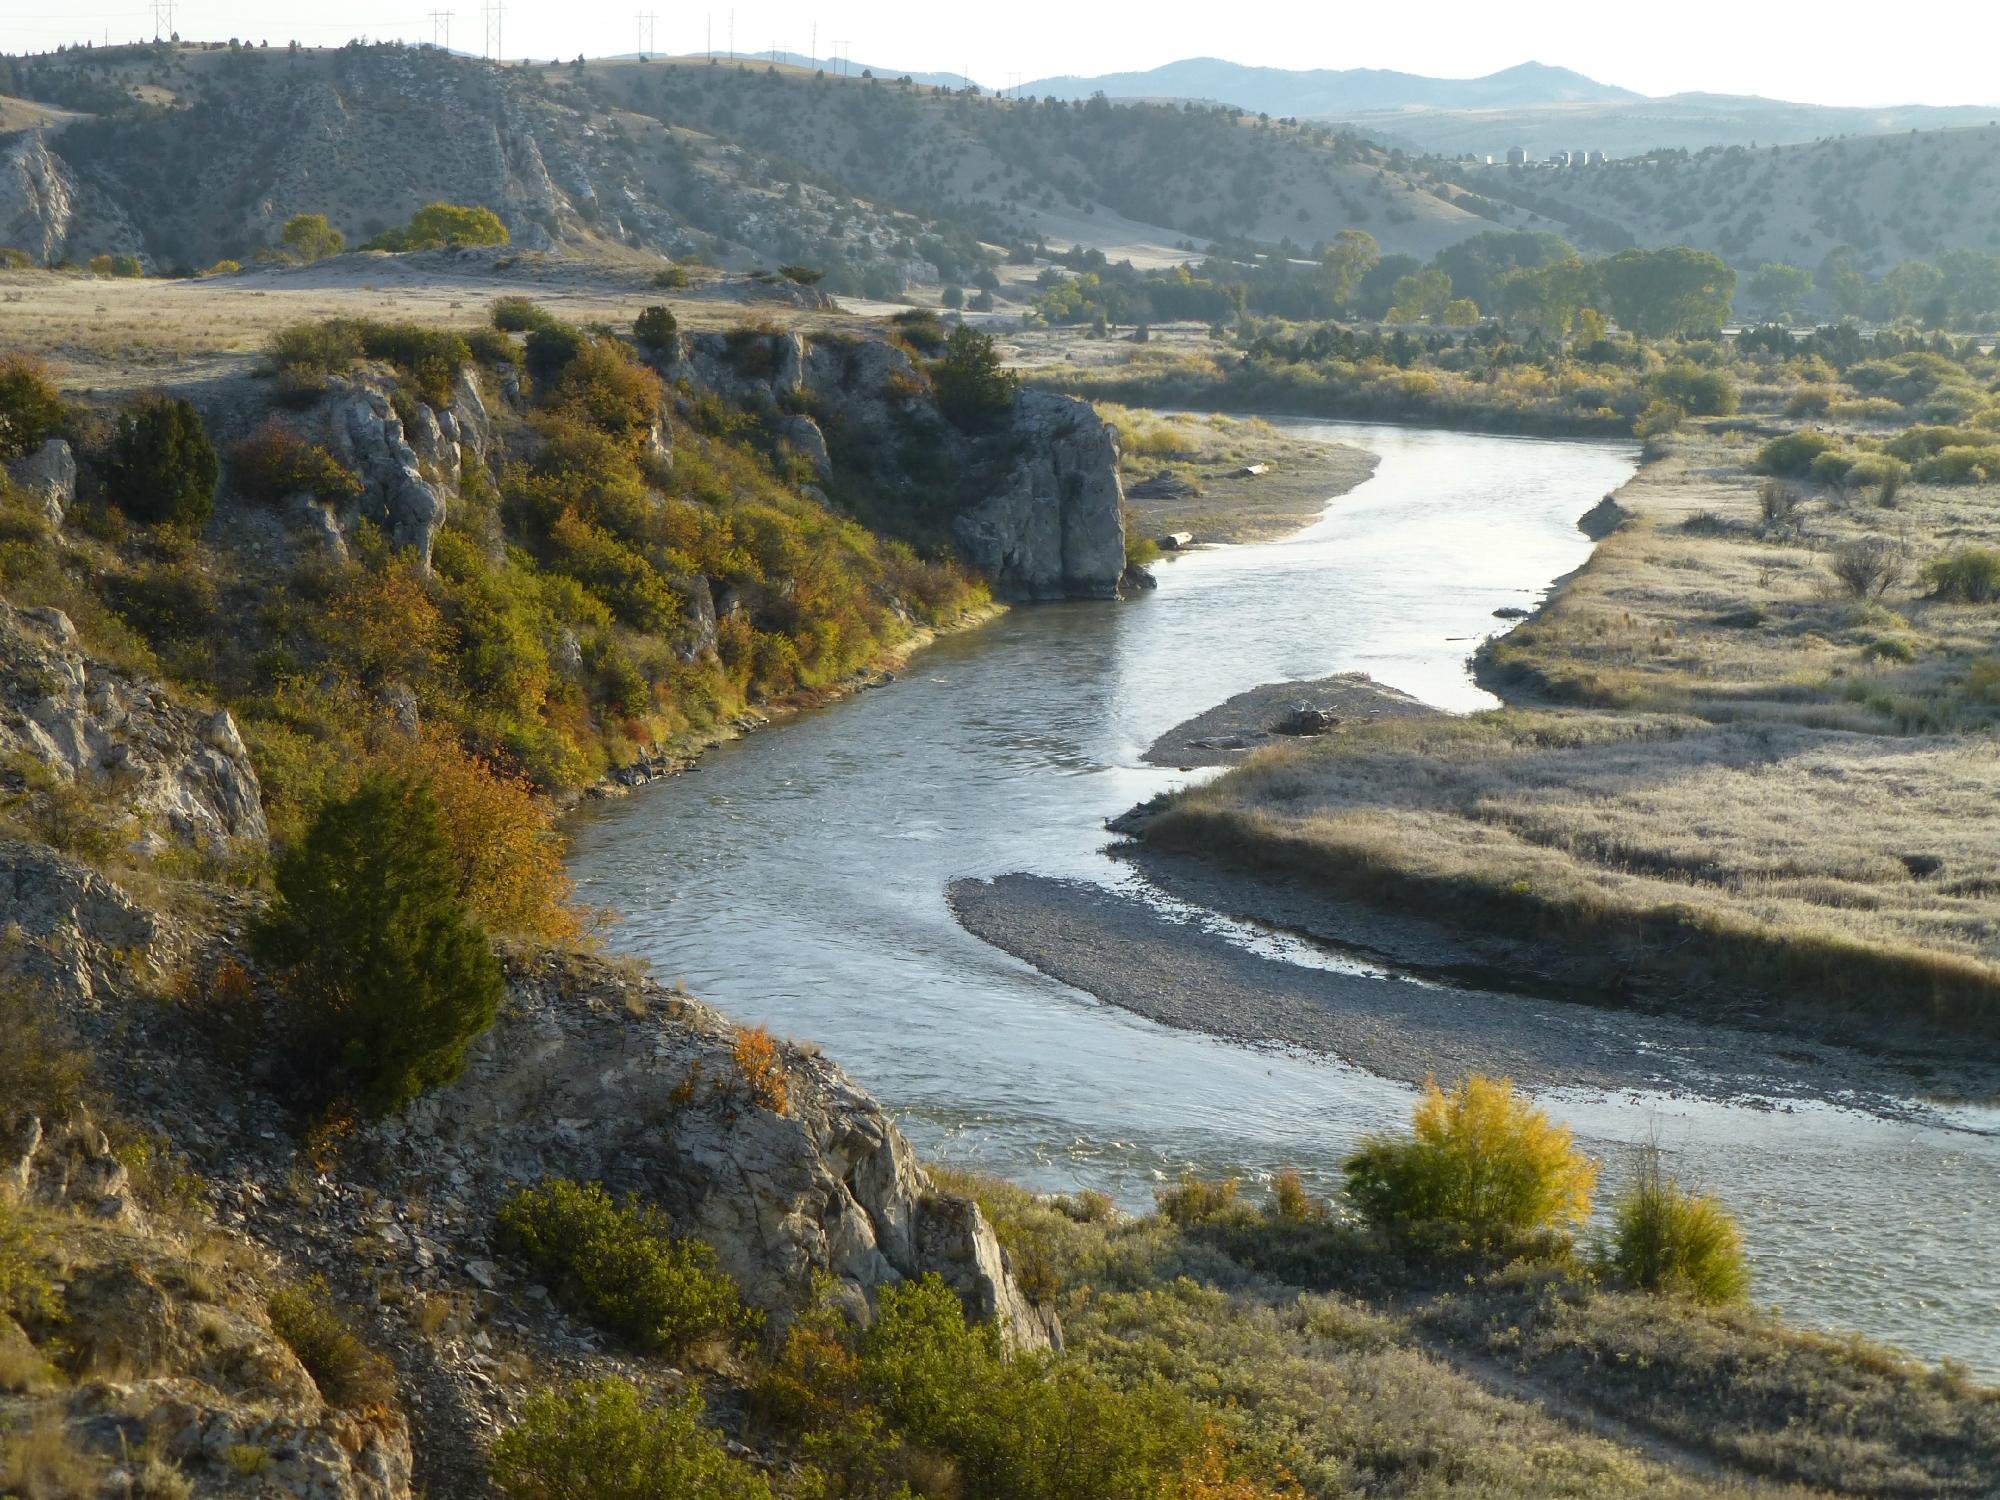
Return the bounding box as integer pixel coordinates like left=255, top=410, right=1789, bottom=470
left=569, top=417, right=2000, bottom=1376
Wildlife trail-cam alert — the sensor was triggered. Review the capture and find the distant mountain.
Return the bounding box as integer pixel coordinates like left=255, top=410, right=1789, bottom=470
left=1020, top=58, right=1638, bottom=116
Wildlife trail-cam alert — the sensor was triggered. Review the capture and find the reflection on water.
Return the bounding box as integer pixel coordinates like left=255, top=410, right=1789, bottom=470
left=569, top=418, right=2000, bottom=1375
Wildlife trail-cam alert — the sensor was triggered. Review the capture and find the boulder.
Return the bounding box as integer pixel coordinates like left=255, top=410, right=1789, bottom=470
left=1272, top=702, right=1339, bottom=736
left=778, top=413, right=832, bottom=481
left=7, top=438, right=76, bottom=526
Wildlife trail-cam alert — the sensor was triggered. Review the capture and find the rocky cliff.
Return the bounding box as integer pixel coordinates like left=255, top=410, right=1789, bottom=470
left=666, top=328, right=1128, bottom=600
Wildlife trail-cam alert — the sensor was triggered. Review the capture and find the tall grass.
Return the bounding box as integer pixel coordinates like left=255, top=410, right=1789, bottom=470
left=1604, top=1149, right=1749, bottom=1304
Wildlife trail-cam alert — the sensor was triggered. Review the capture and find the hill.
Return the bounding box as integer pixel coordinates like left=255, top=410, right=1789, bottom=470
left=1450, top=125, right=2000, bottom=273
left=1021, top=58, right=1637, bottom=115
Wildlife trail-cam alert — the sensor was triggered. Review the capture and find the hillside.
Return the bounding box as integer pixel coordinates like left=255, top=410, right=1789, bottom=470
left=1023, top=58, right=1638, bottom=114
left=0, top=42, right=1511, bottom=285
left=1450, top=125, right=2000, bottom=272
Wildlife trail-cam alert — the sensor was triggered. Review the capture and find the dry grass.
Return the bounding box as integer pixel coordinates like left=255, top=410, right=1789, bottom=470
left=1151, top=430, right=2000, bottom=1044
left=0, top=1415, right=99, bottom=1500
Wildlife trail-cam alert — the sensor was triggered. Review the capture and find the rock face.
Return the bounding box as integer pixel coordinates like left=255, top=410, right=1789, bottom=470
left=0, top=601, right=268, bottom=850
left=955, top=390, right=1128, bottom=601
left=0, top=130, right=149, bottom=267
left=663, top=331, right=1127, bottom=601
left=6, top=437, right=77, bottom=526
left=322, top=373, right=452, bottom=565
left=360, top=952, right=1061, bottom=1352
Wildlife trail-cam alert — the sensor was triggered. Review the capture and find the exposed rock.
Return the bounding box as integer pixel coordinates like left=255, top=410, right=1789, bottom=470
left=0, top=600, right=268, bottom=849
left=1578, top=494, right=1629, bottom=539
left=2, top=1109, right=142, bottom=1225
left=1272, top=702, right=1339, bottom=736
left=955, top=390, right=1128, bottom=601
left=666, top=573, right=719, bottom=662
left=445, top=366, right=493, bottom=464
left=6, top=437, right=76, bottom=526
left=0, top=130, right=150, bottom=268
left=0, top=837, right=162, bottom=1012
left=778, top=413, right=832, bottom=481
left=322, top=374, right=450, bottom=566
left=360, top=953, right=1061, bottom=1353
left=1121, top=562, right=1158, bottom=592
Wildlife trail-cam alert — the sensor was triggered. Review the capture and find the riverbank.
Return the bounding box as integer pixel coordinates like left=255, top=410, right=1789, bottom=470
left=1101, top=405, right=1382, bottom=545
left=1142, top=671, right=1436, bottom=770
left=1129, top=426, right=2000, bottom=1068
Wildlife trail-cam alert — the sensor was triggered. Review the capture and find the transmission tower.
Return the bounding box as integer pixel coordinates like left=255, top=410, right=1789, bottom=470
left=429, top=9, right=454, bottom=50
left=482, top=0, right=504, bottom=61
left=635, top=11, right=657, bottom=59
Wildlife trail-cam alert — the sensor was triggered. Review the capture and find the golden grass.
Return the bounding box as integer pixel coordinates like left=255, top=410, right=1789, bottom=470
left=1151, top=432, right=2000, bottom=1042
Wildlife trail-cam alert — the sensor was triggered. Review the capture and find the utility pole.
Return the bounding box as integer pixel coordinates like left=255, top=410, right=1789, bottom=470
left=727, top=10, right=734, bottom=63
left=832, top=39, right=848, bottom=77
left=429, top=9, right=454, bottom=50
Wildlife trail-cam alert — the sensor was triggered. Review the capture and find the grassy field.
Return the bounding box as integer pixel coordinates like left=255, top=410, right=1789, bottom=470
left=945, top=1170, right=2000, bottom=1499
left=1146, top=427, right=2000, bottom=1051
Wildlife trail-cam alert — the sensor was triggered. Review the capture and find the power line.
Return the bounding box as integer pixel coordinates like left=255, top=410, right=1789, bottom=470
left=429, top=8, right=454, bottom=50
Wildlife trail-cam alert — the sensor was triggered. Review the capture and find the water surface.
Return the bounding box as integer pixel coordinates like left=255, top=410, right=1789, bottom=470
left=570, top=418, right=2000, bottom=1374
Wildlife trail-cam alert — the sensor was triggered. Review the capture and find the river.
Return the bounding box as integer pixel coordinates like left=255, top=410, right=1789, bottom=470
left=568, top=417, right=2000, bottom=1376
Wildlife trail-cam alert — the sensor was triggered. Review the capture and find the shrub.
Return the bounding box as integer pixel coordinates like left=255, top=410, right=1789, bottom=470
left=269, top=320, right=365, bottom=391
left=1156, top=1174, right=1242, bottom=1227
left=254, top=775, right=504, bottom=1116
left=525, top=323, right=589, bottom=385
left=492, top=1379, right=773, bottom=1500
left=1604, top=1153, right=1749, bottom=1303
left=729, top=1025, right=789, bottom=1114
left=633, top=304, right=678, bottom=351
left=1758, top=480, right=1801, bottom=530
left=1341, top=1075, right=1597, bottom=1244
left=1631, top=399, right=1683, bottom=439
left=1828, top=536, right=1905, bottom=600
left=889, top=307, right=948, bottom=353
left=931, top=325, right=1018, bottom=427
left=102, top=396, right=219, bottom=528
left=496, top=1179, right=753, bottom=1358
left=0, top=355, right=68, bottom=462
left=1755, top=429, right=1841, bottom=477
left=229, top=421, right=362, bottom=506
left=1922, top=546, right=2000, bottom=603
left=1914, top=444, right=2000, bottom=484
left=266, top=1276, right=396, bottom=1409
left=279, top=213, right=344, bottom=263
left=0, top=988, right=89, bottom=1122
left=1648, top=361, right=1737, bottom=417
left=367, top=202, right=509, bottom=252
left=1808, top=449, right=1855, bottom=486
left=1269, top=1168, right=1316, bottom=1222
left=0, top=1202, right=59, bottom=1325
left=492, top=296, right=555, bottom=333
left=652, top=264, right=690, bottom=289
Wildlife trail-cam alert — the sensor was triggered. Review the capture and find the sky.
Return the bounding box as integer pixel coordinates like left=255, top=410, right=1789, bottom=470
left=6, top=0, right=1997, bottom=109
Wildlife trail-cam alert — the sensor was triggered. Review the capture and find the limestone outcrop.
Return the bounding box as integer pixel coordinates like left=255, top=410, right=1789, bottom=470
left=321, top=373, right=452, bottom=565
left=955, top=390, right=1129, bottom=601
left=355, top=951, right=1062, bottom=1352
left=0, top=601, right=268, bottom=851
left=662, top=330, right=1127, bottom=601
left=6, top=437, right=77, bottom=526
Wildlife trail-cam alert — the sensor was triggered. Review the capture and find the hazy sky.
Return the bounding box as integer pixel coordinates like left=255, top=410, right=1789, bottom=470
left=8, top=0, right=1997, bottom=109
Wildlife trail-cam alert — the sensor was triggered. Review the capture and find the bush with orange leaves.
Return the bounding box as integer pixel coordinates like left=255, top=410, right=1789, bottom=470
left=392, top=730, right=581, bottom=942
left=729, top=1025, right=789, bottom=1115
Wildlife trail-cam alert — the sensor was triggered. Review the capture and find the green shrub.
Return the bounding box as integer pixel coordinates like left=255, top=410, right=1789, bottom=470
left=254, top=775, right=503, bottom=1116
left=492, top=1379, right=773, bottom=1500
left=1843, top=452, right=1909, bottom=493
left=633, top=305, right=678, bottom=351
left=1914, top=444, right=2000, bottom=484
left=0, top=355, right=68, bottom=463
left=1922, top=546, right=2000, bottom=603
left=102, top=396, right=219, bottom=528
left=1754, top=429, right=1841, bottom=477
left=367, top=202, right=509, bottom=252
left=1155, top=1174, right=1242, bottom=1227
left=1827, top=536, right=1905, bottom=600
left=492, top=296, right=555, bottom=333
left=1647, top=361, right=1737, bottom=417
left=889, top=307, right=948, bottom=353
left=1342, top=1074, right=1597, bottom=1245
left=496, top=1179, right=753, bottom=1358
left=1603, top=1154, right=1749, bottom=1304
left=1865, top=634, right=1916, bottom=662
left=931, top=325, right=1018, bottom=427
left=269, top=321, right=365, bottom=392
left=229, top=422, right=362, bottom=506
left=652, top=264, right=690, bottom=290
left=266, top=1276, right=395, bottom=1409
left=279, top=213, right=344, bottom=263
left=525, top=323, right=589, bottom=385
left=1808, top=449, right=1854, bottom=486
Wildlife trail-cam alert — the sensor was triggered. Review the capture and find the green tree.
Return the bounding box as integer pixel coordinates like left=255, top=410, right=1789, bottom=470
left=1386, top=267, right=1452, bottom=323
left=255, top=776, right=504, bottom=1116
left=280, top=212, right=345, bottom=263
left=1747, top=261, right=1813, bottom=322
left=632, top=304, right=678, bottom=351
left=1440, top=297, right=1480, bottom=327
left=1319, top=228, right=1379, bottom=307
left=1497, top=256, right=1599, bottom=340
left=370, top=202, right=510, bottom=252
left=102, top=395, right=219, bottom=528
left=1816, top=245, right=1867, bottom=318
left=1599, top=245, right=1735, bottom=338
left=930, top=324, right=1017, bottom=426
left=1434, top=229, right=1574, bottom=311
left=0, top=354, right=68, bottom=463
